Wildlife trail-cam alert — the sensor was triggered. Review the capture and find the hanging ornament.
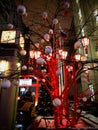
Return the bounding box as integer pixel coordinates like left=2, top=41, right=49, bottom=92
left=74, top=40, right=82, bottom=49
left=42, top=11, right=48, bottom=19
left=1, top=79, right=11, bottom=88
left=64, top=1, right=70, bottom=8
left=17, top=5, right=26, bottom=15
left=36, top=57, right=45, bottom=64
left=52, top=98, right=61, bottom=106
left=7, top=23, right=14, bottom=29
left=44, top=33, right=50, bottom=41
left=49, top=29, right=53, bottom=34
left=45, top=46, right=52, bottom=54
left=20, top=49, right=26, bottom=56
left=22, top=65, right=27, bottom=70
left=53, top=18, right=58, bottom=25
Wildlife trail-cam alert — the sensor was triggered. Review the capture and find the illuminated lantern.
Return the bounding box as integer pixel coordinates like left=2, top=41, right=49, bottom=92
left=75, top=54, right=81, bottom=61
left=44, top=33, right=50, bottom=41
left=64, top=1, right=70, bottom=8
left=1, top=79, right=11, bottom=88
left=22, top=65, right=27, bottom=70
left=74, top=40, right=82, bottom=49
left=59, top=50, right=68, bottom=59
left=17, top=5, right=26, bottom=15
left=53, top=98, right=61, bottom=106
left=7, top=23, right=14, bottom=29
left=42, top=11, right=48, bottom=19
left=53, top=18, right=58, bottom=25
left=82, top=37, right=89, bottom=55
left=49, top=29, right=53, bottom=34
left=45, top=46, right=52, bottom=54
left=82, top=97, right=87, bottom=102
left=40, top=39, right=45, bottom=43
left=36, top=57, right=45, bottom=64
left=62, top=118, right=67, bottom=126
left=20, top=49, right=26, bottom=56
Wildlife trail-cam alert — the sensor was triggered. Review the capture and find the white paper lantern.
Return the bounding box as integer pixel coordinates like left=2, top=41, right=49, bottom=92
left=44, top=33, right=50, bottom=41
left=53, top=18, right=58, bottom=25
left=17, top=5, right=26, bottom=15
left=42, top=11, right=48, bottom=19
left=36, top=57, right=45, bottom=64
left=82, top=97, right=87, bottom=102
left=22, top=65, right=27, bottom=70
left=53, top=98, right=61, bottom=106
left=1, top=79, right=11, bottom=88
left=49, top=29, right=53, bottom=34
left=20, top=50, right=26, bottom=56
left=7, top=23, right=14, bottom=29
left=45, top=46, right=52, bottom=54
left=74, top=40, right=82, bottom=49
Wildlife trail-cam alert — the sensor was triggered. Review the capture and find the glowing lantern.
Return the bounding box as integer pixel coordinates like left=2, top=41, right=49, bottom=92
left=45, top=46, right=52, bottom=54
left=42, top=11, right=48, bottom=19
left=59, top=49, right=68, bottom=59
left=74, top=40, right=82, bottom=49
left=44, top=33, right=50, bottom=41
left=22, top=65, right=27, bottom=70
left=52, top=98, right=61, bottom=106
left=1, top=79, right=11, bottom=88
left=75, top=54, right=81, bottom=61
left=17, top=5, right=26, bottom=15
left=20, top=49, right=26, bottom=56
left=56, top=69, right=61, bottom=75
left=7, top=23, right=14, bottom=29
left=36, top=57, right=45, bottom=64
left=53, top=18, right=58, bottom=25
left=49, top=29, right=53, bottom=34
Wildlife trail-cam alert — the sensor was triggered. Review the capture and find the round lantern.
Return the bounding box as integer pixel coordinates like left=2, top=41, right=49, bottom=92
left=45, top=46, right=52, bottom=54
left=20, top=49, right=26, bottom=56
left=53, top=98, right=61, bottom=106
left=74, top=40, right=82, bottom=49
left=36, top=57, right=45, bottom=64
left=64, top=1, right=70, bottom=8
left=53, top=18, right=58, bottom=25
left=44, top=33, right=50, bottom=41
left=1, top=79, right=11, bottom=88
left=82, top=97, right=87, bottom=102
left=7, top=23, right=14, bottom=29
left=49, top=29, right=53, bottom=34
left=17, top=5, right=26, bottom=15
left=42, top=11, right=48, bottom=19
left=40, top=39, right=45, bottom=43
left=22, top=65, right=27, bottom=70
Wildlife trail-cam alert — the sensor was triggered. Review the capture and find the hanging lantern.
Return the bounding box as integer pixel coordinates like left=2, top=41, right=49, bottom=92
left=7, top=23, right=14, bottom=29
left=22, top=65, right=27, bottom=70
left=42, top=11, right=48, bottom=19
left=45, top=46, right=52, bottom=54
left=74, top=40, right=82, bottom=49
left=20, top=49, right=26, bottom=56
left=52, top=98, right=61, bottom=106
left=44, top=33, right=50, bottom=41
left=36, top=57, right=45, bottom=64
left=64, top=1, right=70, bottom=8
left=1, top=79, right=11, bottom=88
left=49, top=29, right=53, bottom=34
left=17, top=5, right=26, bottom=15
left=53, top=18, right=58, bottom=25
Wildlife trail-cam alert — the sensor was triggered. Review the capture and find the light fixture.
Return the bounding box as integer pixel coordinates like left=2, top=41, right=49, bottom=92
left=0, top=30, right=24, bottom=50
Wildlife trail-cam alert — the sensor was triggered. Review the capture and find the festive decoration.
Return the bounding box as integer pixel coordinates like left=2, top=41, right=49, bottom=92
left=1, top=79, right=11, bottom=88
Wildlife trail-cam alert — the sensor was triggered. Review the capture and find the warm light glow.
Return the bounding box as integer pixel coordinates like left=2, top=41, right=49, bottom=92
left=19, top=33, right=24, bottom=49
left=1, top=30, right=16, bottom=43
left=59, top=49, right=68, bottom=59
left=0, top=60, right=9, bottom=72
left=30, top=50, right=41, bottom=59
left=75, top=54, right=81, bottom=61
left=82, top=37, right=89, bottom=47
